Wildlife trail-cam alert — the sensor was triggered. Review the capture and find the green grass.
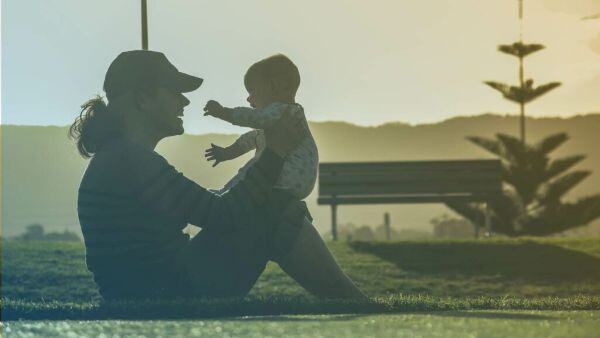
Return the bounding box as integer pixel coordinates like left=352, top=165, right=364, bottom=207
left=2, top=237, right=600, bottom=320
left=3, top=311, right=599, bottom=338
left=3, top=295, right=600, bottom=320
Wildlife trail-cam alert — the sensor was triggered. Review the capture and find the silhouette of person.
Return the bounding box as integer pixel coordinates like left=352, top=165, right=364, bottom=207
left=70, top=50, right=365, bottom=300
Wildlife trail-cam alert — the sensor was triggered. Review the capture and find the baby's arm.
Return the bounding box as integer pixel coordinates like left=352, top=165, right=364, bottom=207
left=232, top=129, right=259, bottom=154
left=204, top=130, right=258, bottom=167
left=227, top=103, right=295, bottom=129
left=205, top=100, right=298, bottom=130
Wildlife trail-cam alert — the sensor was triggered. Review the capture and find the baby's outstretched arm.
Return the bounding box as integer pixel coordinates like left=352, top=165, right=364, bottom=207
left=204, top=130, right=259, bottom=167
left=204, top=143, right=234, bottom=167
left=227, top=103, right=298, bottom=129
left=203, top=100, right=233, bottom=121
left=205, top=101, right=300, bottom=130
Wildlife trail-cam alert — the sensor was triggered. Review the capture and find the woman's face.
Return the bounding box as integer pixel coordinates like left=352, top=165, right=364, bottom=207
left=138, top=86, right=190, bottom=137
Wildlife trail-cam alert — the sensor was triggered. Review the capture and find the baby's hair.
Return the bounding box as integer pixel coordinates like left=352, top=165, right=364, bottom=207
left=244, top=54, right=300, bottom=97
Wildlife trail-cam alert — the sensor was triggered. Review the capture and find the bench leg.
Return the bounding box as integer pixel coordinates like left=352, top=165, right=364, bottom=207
left=331, top=204, right=338, bottom=241
left=384, top=212, right=391, bottom=241
left=484, top=202, right=492, bottom=237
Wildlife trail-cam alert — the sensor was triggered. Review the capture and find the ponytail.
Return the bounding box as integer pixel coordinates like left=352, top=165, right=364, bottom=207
left=69, top=96, right=122, bottom=158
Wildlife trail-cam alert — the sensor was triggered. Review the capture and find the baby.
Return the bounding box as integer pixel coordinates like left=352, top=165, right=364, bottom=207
left=203, top=54, right=318, bottom=201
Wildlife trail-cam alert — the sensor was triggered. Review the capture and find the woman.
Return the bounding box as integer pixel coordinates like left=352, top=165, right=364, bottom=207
left=70, top=50, right=366, bottom=300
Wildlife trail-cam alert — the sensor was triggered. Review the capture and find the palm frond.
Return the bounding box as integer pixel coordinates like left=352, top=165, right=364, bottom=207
left=571, top=195, right=600, bottom=223
left=483, top=81, right=512, bottom=98
left=496, top=133, right=529, bottom=164
left=534, top=133, right=569, bottom=155
left=540, top=170, right=591, bottom=203
left=498, top=42, right=545, bottom=58
left=486, top=80, right=562, bottom=105
left=523, top=82, right=561, bottom=103
left=466, top=136, right=506, bottom=159
left=519, top=194, right=600, bottom=235
left=544, top=155, right=586, bottom=181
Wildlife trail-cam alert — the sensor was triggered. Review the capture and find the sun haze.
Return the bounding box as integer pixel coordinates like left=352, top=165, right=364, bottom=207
left=2, top=0, right=599, bottom=134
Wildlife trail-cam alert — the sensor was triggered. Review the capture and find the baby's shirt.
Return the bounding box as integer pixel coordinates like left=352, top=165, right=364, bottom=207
left=221, top=102, right=318, bottom=200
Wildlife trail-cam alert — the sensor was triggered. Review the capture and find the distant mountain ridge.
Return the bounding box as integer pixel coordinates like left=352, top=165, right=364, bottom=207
left=2, top=113, right=599, bottom=237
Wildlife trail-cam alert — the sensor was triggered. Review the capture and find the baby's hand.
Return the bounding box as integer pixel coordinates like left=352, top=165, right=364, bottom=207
left=203, top=100, right=225, bottom=118
left=204, top=143, right=230, bottom=167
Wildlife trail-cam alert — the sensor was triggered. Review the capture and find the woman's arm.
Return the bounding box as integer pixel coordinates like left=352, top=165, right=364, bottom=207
left=132, top=114, right=306, bottom=229
left=133, top=147, right=283, bottom=229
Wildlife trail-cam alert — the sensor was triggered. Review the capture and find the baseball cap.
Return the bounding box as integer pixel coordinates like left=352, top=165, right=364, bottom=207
left=103, top=50, right=203, bottom=99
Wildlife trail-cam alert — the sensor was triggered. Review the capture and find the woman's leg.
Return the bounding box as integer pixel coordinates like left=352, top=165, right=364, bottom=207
left=176, top=225, right=270, bottom=298
left=276, top=218, right=368, bottom=300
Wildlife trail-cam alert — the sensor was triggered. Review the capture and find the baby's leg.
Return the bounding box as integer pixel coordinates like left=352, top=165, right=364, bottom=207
left=276, top=217, right=367, bottom=300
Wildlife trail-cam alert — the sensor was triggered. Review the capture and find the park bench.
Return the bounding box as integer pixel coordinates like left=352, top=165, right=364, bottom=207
left=317, top=160, right=503, bottom=240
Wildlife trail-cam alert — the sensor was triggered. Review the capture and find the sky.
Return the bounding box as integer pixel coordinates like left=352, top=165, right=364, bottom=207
left=2, top=0, right=599, bottom=134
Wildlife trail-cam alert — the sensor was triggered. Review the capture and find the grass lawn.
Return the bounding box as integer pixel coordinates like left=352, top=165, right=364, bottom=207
left=2, top=311, right=599, bottom=338
left=2, top=237, right=600, bottom=324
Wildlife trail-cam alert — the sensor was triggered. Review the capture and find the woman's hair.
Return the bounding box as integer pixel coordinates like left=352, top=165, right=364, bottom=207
left=244, top=54, right=300, bottom=97
left=68, top=96, right=123, bottom=159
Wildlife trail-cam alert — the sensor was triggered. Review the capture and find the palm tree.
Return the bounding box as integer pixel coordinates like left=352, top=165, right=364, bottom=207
left=446, top=133, right=600, bottom=236
left=485, top=43, right=561, bottom=144
left=484, top=1, right=561, bottom=143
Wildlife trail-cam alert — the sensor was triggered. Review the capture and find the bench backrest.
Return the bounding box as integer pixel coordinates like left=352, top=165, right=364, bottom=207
left=318, top=160, right=503, bottom=205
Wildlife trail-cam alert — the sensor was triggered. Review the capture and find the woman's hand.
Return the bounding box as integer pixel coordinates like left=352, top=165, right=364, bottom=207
left=264, top=113, right=306, bottom=158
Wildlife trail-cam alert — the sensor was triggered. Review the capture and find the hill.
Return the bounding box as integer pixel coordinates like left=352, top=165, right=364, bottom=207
left=2, top=113, right=600, bottom=237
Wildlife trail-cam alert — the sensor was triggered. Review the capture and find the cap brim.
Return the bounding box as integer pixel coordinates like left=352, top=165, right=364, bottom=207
left=171, top=72, right=203, bottom=93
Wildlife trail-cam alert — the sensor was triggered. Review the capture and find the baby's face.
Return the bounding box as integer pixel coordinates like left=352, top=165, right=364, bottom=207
left=246, top=81, right=275, bottom=110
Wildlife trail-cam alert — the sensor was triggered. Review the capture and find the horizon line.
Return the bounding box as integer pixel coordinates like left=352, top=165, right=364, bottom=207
left=1, top=111, right=598, bottom=135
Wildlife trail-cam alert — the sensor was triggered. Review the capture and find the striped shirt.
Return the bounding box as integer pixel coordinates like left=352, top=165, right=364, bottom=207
left=77, top=137, right=285, bottom=299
